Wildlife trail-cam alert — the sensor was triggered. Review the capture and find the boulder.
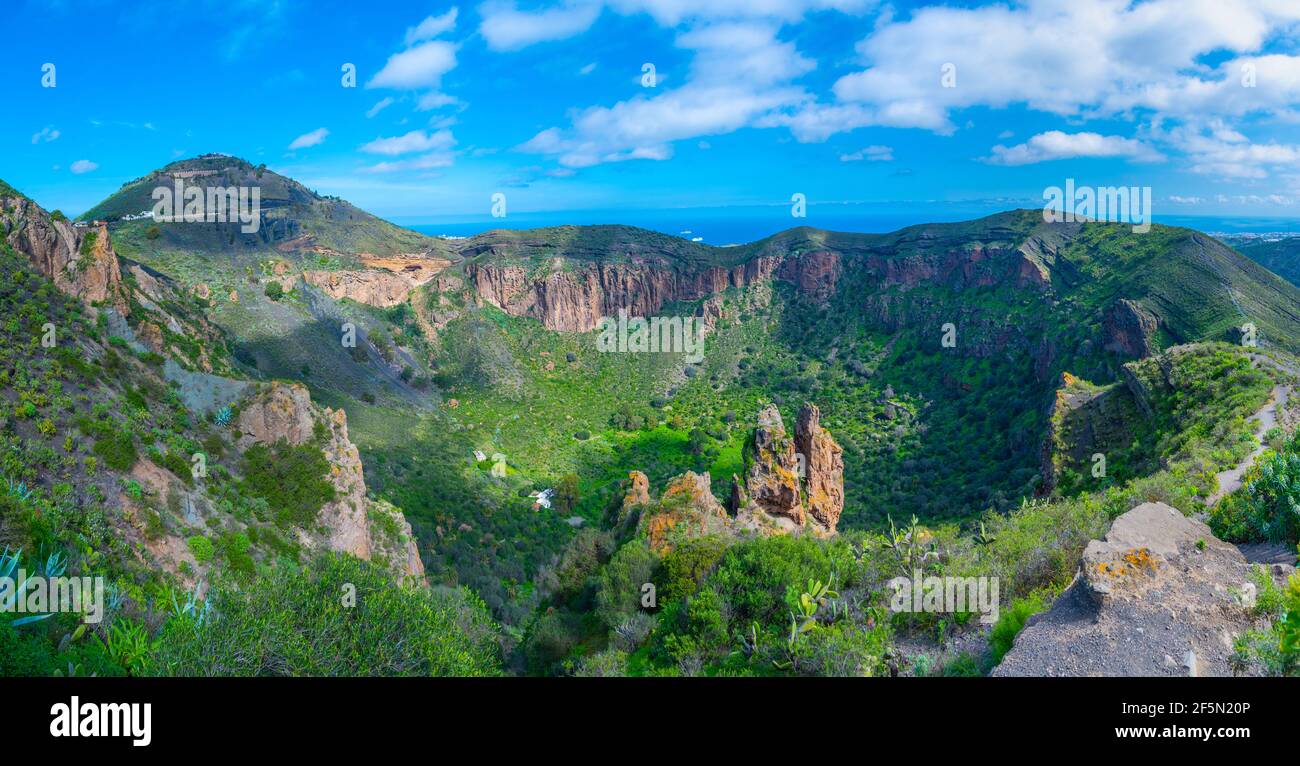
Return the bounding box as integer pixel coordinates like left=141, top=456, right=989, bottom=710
left=994, top=503, right=1294, bottom=677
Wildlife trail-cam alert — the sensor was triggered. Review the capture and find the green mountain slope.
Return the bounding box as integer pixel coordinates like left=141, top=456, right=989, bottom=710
left=83, top=154, right=444, bottom=262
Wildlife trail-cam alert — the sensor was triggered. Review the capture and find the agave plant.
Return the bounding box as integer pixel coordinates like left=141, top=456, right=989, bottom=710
left=0, top=547, right=54, bottom=627
left=4, top=476, right=34, bottom=502
left=214, top=406, right=233, bottom=427
left=169, top=581, right=212, bottom=628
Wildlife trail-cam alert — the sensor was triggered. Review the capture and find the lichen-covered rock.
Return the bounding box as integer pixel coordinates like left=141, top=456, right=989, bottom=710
left=729, top=403, right=845, bottom=535
left=740, top=404, right=805, bottom=528
left=994, top=503, right=1294, bottom=677
left=639, top=472, right=729, bottom=555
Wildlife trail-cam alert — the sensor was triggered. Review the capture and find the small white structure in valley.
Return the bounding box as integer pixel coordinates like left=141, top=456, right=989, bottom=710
left=531, top=488, right=555, bottom=510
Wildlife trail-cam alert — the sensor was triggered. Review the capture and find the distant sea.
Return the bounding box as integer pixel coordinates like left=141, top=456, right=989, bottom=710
left=397, top=203, right=1300, bottom=247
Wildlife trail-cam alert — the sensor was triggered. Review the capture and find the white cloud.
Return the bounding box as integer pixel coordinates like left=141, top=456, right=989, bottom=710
left=479, top=1, right=603, bottom=51
left=781, top=0, right=1300, bottom=140
left=522, top=20, right=813, bottom=166
left=405, top=8, right=459, bottom=45
left=840, top=144, right=892, bottom=161
left=368, top=40, right=458, bottom=89
left=70, top=160, right=98, bottom=174
left=288, top=128, right=329, bottom=150
left=360, top=129, right=456, bottom=156
left=983, top=131, right=1164, bottom=166
left=579, top=62, right=597, bottom=75
left=31, top=126, right=60, bottom=144
left=366, top=97, right=396, bottom=118
left=416, top=92, right=460, bottom=110
left=359, top=152, right=456, bottom=174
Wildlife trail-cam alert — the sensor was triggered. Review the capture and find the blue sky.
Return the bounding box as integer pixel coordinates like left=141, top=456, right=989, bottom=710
left=6, top=0, right=1300, bottom=222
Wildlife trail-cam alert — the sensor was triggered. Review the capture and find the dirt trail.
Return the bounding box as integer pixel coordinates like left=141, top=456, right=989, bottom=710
left=1207, top=353, right=1299, bottom=506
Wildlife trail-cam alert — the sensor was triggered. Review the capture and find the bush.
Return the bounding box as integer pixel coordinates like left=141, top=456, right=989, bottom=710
left=987, top=591, right=1049, bottom=667
left=187, top=535, right=214, bottom=563
left=150, top=553, right=501, bottom=676
left=1210, top=436, right=1300, bottom=544
left=594, top=541, right=658, bottom=631
left=240, top=440, right=336, bottom=529
left=92, top=431, right=138, bottom=472
left=264, top=281, right=284, bottom=301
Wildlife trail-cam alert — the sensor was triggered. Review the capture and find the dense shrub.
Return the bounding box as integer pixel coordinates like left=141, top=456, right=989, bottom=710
left=150, top=553, right=501, bottom=676
left=239, top=440, right=336, bottom=529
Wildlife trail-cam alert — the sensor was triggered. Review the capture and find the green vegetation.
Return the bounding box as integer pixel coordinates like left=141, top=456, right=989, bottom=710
left=1211, top=431, right=1300, bottom=544
left=150, top=553, right=501, bottom=676
left=239, top=440, right=336, bottom=529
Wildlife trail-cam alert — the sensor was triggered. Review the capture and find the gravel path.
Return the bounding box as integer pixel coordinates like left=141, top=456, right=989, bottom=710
left=1207, top=352, right=1299, bottom=506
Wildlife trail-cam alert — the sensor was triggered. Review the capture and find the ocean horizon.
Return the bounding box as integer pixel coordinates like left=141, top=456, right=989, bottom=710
left=397, top=203, right=1300, bottom=246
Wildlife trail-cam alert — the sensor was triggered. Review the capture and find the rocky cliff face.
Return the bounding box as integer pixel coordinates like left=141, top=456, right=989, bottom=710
left=1103, top=298, right=1160, bottom=358
left=994, top=502, right=1294, bottom=677
left=729, top=403, right=844, bottom=535
left=465, top=253, right=812, bottom=332
left=303, top=269, right=417, bottom=308
left=2, top=197, right=129, bottom=315
left=237, top=382, right=426, bottom=582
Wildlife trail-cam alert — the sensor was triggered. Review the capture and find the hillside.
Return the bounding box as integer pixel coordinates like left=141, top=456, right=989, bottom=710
left=83, top=154, right=447, bottom=263
left=1228, top=234, right=1300, bottom=288
left=0, top=179, right=499, bottom=677
left=35, top=161, right=1300, bottom=677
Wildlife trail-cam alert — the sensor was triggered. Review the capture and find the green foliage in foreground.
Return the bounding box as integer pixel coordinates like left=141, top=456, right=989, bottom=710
left=149, top=553, right=502, bottom=676
left=1211, top=430, right=1300, bottom=544
left=987, top=591, right=1050, bottom=668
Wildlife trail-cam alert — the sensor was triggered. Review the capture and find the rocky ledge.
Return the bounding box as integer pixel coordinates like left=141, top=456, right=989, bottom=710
left=994, top=502, right=1294, bottom=677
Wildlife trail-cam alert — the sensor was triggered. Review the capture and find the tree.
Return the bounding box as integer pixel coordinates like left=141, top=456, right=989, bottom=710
left=555, top=473, right=580, bottom=512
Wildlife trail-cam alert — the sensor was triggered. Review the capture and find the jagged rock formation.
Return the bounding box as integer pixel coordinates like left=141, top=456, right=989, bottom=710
left=623, top=470, right=651, bottom=509
left=237, top=382, right=425, bottom=582
left=729, top=403, right=844, bottom=535
left=796, top=404, right=845, bottom=530
left=994, top=503, right=1295, bottom=677
left=638, top=472, right=730, bottom=555
left=1, top=196, right=129, bottom=315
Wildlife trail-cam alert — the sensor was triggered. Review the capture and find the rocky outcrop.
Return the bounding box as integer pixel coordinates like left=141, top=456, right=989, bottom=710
left=1103, top=298, right=1159, bottom=358
left=2, top=197, right=129, bottom=315
left=795, top=404, right=845, bottom=530
left=236, top=382, right=425, bottom=583
left=302, top=269, right=417, bottom=308
left=740, top=405, right=805, bottom=528
left=994, top=503, right=1295, bottom=677
left=639, top=472, right=730, bottom=555
left=623, top=471, right=651, bottom=509
left=730, top=403, right=844, bottom=535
